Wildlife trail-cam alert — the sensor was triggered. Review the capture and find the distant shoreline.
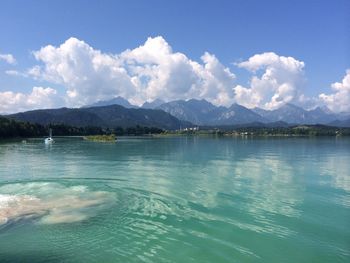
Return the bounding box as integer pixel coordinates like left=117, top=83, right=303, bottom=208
left=1, top=134, right=350, bottom=143
left=1, top=114, right=350, bottom=140
left=155, top=133, right=350, bottom=138
left=159, top=125, right=350, bottom=137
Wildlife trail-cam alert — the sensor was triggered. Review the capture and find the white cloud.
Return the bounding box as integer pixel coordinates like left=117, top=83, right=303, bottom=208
left=197, top=52, right=236, bottom=106
left=30, top=37, right=135, bottom=107
left=28, top=36, right=236, bottom=107
left=121, top=37, right=236, bottom=105
left=6, top=37, right=342, bottom=113
left=26, top=65, right=41, bottom=78
left=319, top=69, right=350, bottom=113
left=0, top=87, right=60, bottom=114
left=5, top=70, right=26, bottom=77
left=234, top=52, right=306, bottom=110
left=0, top=53, right=16, bottom=65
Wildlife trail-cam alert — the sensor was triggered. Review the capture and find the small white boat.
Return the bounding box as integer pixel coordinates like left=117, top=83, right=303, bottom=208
left=45, top=128, right=54, bottom=144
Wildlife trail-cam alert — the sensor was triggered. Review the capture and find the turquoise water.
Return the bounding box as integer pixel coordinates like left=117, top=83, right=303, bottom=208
left=0, top=136, right=349, bottom=262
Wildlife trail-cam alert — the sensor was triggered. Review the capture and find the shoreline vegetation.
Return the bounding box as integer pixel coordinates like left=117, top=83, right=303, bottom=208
left=162, top=125, right=350, bottom=137
left=1, top=116, right=350, bottom=140
left=0, top=116, right=163, bottom=139
left=83, top=134, right=116, bottom=142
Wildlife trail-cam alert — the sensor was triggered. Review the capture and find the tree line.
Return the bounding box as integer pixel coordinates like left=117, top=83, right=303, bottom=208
left=232, top=126, right=350, bottom=136
left=0, top=116, right=163, bottom=138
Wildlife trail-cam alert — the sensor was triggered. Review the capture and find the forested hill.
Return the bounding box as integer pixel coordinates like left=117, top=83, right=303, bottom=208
left=0, top=116, right=165, bottom=138
left=0, top=116, right=46, bottom=138
left=0, top=116, right=108, bottom=138
left=7, top=104, right=191, bottom=130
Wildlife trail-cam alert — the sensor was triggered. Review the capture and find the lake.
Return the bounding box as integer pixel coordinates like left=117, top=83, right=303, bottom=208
left=0, top=136, right=349, bottom=262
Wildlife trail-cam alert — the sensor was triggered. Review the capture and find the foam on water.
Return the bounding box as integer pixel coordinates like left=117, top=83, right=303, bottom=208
left=0, top=182, right=116, bottom=225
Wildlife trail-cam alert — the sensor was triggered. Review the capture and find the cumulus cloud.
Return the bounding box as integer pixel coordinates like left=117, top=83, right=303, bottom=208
left=234, top=52, right=306, bottom=110
left=121, top=37, right=236, bottom=105
left=5, top=37, right=344, bottom=113
left=29, top=38, right=135, bottom=107
left=319, top=69, right=350, bottom=113
left=28, top=36, right=236, bottom=107
left=5, top=70, right=25, bottom=77
left=0, top=86, right=60, bottom=113
left=0, top=53, right=16, bottom=65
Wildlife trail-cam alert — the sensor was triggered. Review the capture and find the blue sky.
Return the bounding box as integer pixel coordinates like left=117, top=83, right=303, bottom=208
left=0, top=0, right=349, bottom=113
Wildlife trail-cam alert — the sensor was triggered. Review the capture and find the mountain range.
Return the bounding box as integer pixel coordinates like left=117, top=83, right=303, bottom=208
left=7, top=104, right=191, bottom=130
left=141, top=99, right=165, bottom=109
left=157, top=100, right=349, bottom=126
left=145, top=98, right=349, bottom=126
left=252, top=103, right=341, bottom=124
left=83, top=96, right=137, bottom=108
left=156, top=99, right=268, bottom=125
left=5, top=97, right=350, bottom=129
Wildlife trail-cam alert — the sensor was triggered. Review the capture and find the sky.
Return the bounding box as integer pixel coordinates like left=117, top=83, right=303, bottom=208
left=0, top=0, right=349, bottom=113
